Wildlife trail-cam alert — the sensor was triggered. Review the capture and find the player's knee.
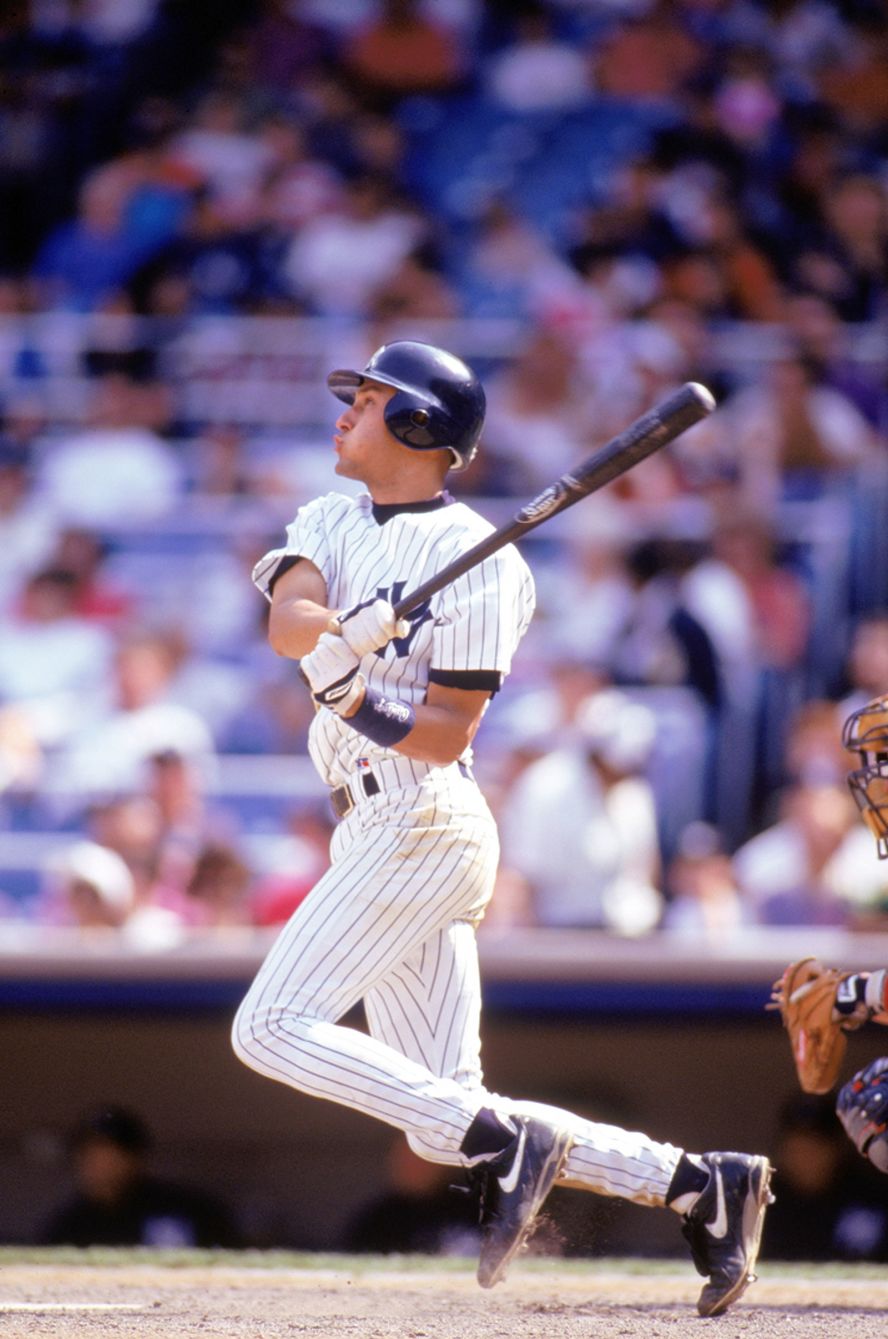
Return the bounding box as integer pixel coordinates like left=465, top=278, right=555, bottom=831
left=230, top=996, right=260, bottom=1069
left=837, top=1058, right=888, bottom=1173
left=231, top=994, right=285, bottom=1071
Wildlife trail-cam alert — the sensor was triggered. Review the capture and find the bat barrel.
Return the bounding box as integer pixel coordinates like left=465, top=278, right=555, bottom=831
left=393, top=382, right=715, bottom=619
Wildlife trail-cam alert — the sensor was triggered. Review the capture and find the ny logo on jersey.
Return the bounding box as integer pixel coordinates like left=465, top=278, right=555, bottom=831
left=377, top=582, right=431, bottom=658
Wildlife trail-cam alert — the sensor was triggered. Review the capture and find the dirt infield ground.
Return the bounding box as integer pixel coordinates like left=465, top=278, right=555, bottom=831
left=1, top=1252, right=886, bottom=1339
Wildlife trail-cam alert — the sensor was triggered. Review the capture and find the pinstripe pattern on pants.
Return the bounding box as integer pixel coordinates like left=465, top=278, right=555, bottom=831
left=232, top=771, right=498, bottom=1157
left=233, top=769, right=684, bottom=1199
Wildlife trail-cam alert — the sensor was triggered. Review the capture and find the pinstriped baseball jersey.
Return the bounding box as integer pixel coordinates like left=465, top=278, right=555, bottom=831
left=233, top=347, right=769, bottom=1298
left=237, top=483, right=685, bottom=1210
left=253, top=490, right=536, bottom=787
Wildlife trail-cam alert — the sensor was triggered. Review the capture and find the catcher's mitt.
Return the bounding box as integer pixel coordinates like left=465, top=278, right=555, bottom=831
left=767, top=957, right=863, bottom=1094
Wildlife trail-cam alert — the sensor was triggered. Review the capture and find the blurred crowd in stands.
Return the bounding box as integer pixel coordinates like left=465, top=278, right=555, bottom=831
left=1, top=0, right=887, bottom=944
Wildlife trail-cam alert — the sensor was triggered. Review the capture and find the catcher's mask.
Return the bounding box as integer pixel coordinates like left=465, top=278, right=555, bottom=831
left=842, top=695, right=888, bottom=857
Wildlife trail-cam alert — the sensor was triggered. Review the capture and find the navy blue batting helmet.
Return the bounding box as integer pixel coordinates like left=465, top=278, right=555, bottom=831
left=327, top=340, right=484, bottom=472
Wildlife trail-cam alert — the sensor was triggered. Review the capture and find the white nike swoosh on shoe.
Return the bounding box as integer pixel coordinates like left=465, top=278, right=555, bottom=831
left=707, top=1168, right=729, bottom=1239
left=497, top=1126, right=527, bottom=1196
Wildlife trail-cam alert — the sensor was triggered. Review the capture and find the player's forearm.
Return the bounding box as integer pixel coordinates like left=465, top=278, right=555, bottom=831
left=381, top=704, right=474, bottom=766
left=342, top=691, right=477, bottom=766
left=268, top=599, right=336, bottom=659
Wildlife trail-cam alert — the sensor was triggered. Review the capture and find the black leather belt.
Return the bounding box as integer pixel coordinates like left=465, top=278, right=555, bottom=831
left=330, top=771, right=380, bottom=820
left=329, top=763, right=472, bottom=821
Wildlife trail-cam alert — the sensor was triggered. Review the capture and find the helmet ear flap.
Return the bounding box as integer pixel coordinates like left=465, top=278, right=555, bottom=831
left=384, top=390, right=455, bottom=452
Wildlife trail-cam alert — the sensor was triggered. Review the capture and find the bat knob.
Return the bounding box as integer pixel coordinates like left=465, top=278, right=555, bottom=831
left=686, top=382, right=716, bottom=415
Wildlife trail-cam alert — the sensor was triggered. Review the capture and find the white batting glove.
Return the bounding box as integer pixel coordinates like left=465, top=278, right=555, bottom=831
left=300, top=632, right=364, bottom=715
left=334, top=598, right=410, bottom=657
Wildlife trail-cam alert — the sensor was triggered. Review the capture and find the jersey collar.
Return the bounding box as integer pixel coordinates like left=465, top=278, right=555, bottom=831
left=371, top=491, right=453, bottom=525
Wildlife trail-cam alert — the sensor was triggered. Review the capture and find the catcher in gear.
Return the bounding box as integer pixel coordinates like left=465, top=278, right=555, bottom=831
left=769, top=693, right=888, bottom=1173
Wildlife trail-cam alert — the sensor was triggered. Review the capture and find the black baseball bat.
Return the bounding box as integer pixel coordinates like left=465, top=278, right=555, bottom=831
left=392, top=380, right=716, bottom=619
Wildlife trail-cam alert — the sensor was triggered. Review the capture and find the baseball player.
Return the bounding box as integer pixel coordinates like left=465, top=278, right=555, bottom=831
left=771, top=693, right=888, bottom=1174
left=232, top=339, right=773, bottom=1316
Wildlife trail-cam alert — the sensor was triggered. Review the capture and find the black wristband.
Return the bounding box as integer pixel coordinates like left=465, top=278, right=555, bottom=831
left=347, top=685, right=415, bottom=747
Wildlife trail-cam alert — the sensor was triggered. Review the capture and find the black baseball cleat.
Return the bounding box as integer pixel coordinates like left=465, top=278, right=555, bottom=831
left=681, top=1152, right=774, bottom=1317
left=475, top=1116, right=573, bottom=1289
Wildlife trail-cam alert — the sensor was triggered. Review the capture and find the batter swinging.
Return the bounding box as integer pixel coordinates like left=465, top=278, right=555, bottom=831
left=232, top=340, right=772, bottom=1316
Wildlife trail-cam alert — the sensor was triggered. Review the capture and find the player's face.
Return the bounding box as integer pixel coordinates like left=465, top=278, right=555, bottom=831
left=333, top=381, right=400, bottom=483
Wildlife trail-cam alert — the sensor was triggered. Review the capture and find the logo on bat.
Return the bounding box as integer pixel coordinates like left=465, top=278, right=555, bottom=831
left=517, top=481, right=571, bottom=525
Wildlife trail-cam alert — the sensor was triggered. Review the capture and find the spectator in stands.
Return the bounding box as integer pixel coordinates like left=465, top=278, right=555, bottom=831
left=347, top=110, right=410, bottom=187
left=481, top=655, right=612, bottom=791
left=242, top=0, right=332, bottom=98
left=709, top=44, right=785, bottom=161
left=661, top=821, right=752, bottom=937
left=283, top=171, right=428, bottom=317
left=724, top=351, right=878, bottom=514
left=609, top=538, right=723, bottom=715
left=591, top=7, right=705, bottom=102
left=605, top=537, right=725, bottom=838
left=184, top=841, right=253, bottom=928
left=35, top=373, right=184, bottom=527
left=683, top=506, right=811, bottom=792
left=784, top=290, right=885, bottom=427
left=33, top=166, right=180, bottom=311
left=187, top=422, right=255, bottom=498
left=484, top=3, right=592, bottom=113
left=254, top=113, right=344, bottom=235
left=41, top=840, right=136, bottom=932
left=142, top=747, right=221, bottom=906
left=340, top=0, right=468, bottom=110
left=782, top=698, right=849, bottom=792
left=0, top=425, right=57, bottom=618
left=366, top=244, right=461, bottom=327
left=82, top=793, right=187, bottom=938
left=170, top=90, right=275, bottom=228
left=50, top=627, right=215, bottom=803
left=816, top=12, right=888, bottom=145
left=250, top=804, right=333, bottom=927
left=569, top=156, right=684, bottom=278
left=38, top=837, right=183, bottom=948
left=46, top=527, right=135, bottom=627
left=499, top=688, right=663, bottom=933
left=482, top=325, right=598, bottom=490
left=456, top=198, right=581, bottom=322
left=41, top=1104, right=241, bottom=1247
left=732, top=778, right=888, bottom=927
left=692, top=191, right=786, bottom=323
left=532, top=502, right=636, bottom=670
left=788, top=171, right=888, bottom=324
left=0, top=567, right=114, bottom=708
left=840, top=615, right=888, bottom=720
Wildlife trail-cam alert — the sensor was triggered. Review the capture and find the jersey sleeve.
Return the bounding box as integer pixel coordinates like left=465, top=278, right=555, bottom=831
left=430, top=546, right=535, bottom=679
left=251, top=495, right=335, bottom=601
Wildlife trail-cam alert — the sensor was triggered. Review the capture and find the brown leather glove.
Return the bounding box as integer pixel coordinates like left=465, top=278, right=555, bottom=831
left=767, top=957, right=864, bottom=1094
